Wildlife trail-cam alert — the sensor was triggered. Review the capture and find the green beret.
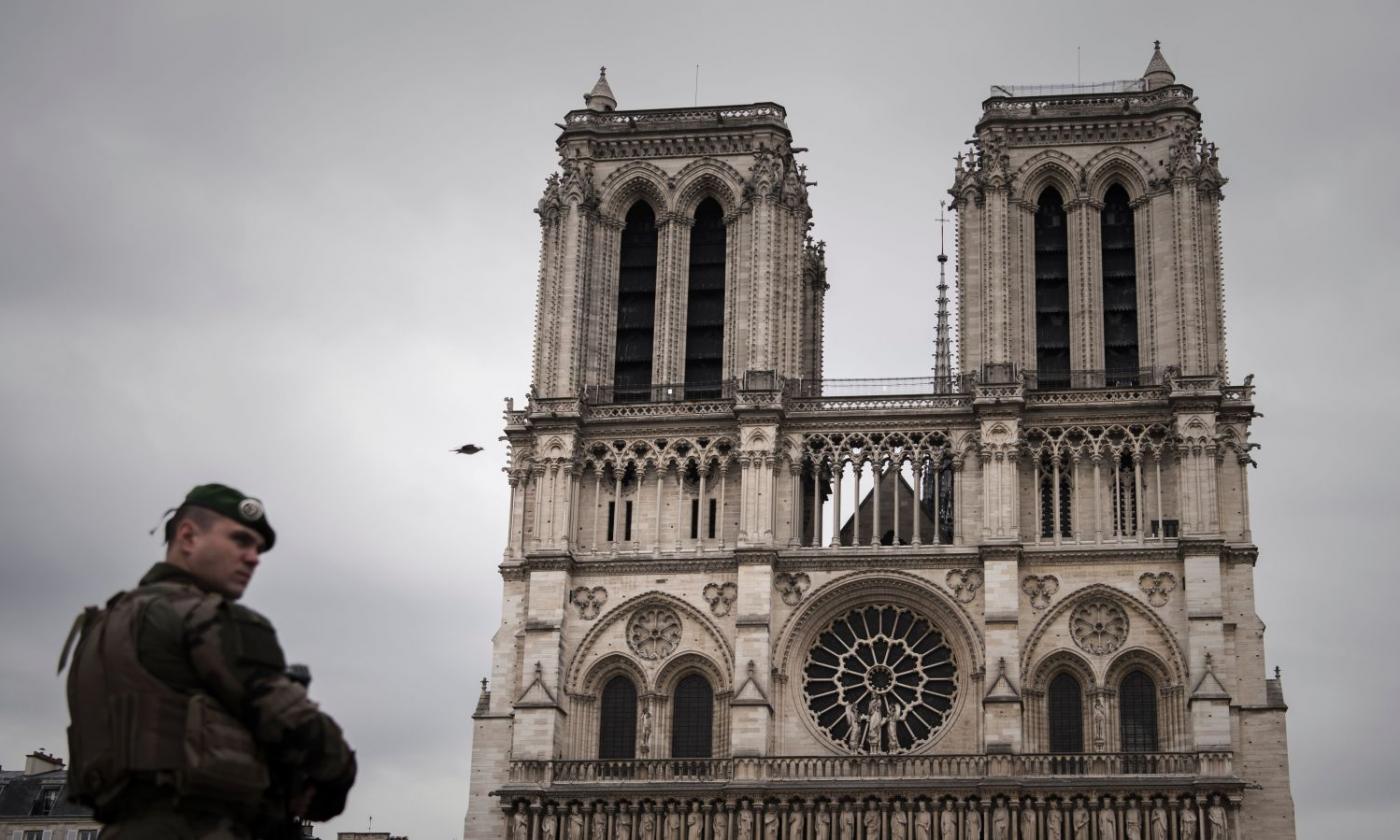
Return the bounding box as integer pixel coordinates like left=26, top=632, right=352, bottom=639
left=165, top=483, right=276, bottom=551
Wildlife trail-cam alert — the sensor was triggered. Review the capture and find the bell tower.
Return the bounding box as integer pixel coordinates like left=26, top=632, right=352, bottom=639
left=951, top=42, right=1229, bottom=387
left=530, top=68, right=826, bottom=403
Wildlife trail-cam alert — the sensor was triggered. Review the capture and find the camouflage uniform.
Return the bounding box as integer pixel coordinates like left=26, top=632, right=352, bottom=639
left=66, top=563, right=356, bottom=839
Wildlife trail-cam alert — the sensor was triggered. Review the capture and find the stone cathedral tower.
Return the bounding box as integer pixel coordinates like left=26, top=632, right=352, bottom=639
left=466, top=50, right=1295, bottom=840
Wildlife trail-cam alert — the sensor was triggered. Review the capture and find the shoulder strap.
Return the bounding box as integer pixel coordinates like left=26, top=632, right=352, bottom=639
left=57, top=605, right=102, bottom=675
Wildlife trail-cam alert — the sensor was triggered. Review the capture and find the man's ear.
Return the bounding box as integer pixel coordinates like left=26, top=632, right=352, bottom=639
left=169, top=517, right=202, bottom=556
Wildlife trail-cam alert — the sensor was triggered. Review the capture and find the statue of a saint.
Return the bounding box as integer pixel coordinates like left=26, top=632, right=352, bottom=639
left=763, top=807, right=780, bottom=840
left=663, top=808, right=678, bottom=840
left=913, top=804, right=932, bottom=840
left=686, top=808, right=703, bottom=840
left=864, top=697, right=887, bottom=753
left=1072, top=804, right=1089, bottom=839
left=890, top=807, right=907, bottom=840
left=1045, top=803, right=1063, bottom=840
left=1097, top=806, right=1115, bottom=840
left=511, top=808, right=529, bottom=840
left=991, top=803, right=1009, bottom=840
left=590, top=810, right=607, bottom=840
left=1021, top=803, right=1038, bottom=840
left=1179, top=804, right=1198, bottom=840
left=615, top=810, right=633, bottom=840
left=885, top=701, right=907, bottom=751
left=736, top=808, right=753, bottom=840
left=639, top=808, right=655, bottom=840
left=1149, top=805, right=1168, bottom=840
left=540, top=809, right=556, bottom=840
left=1207, top=799, right=1228, bottom=840
left=863, top=806, right=881, bottom=838
left=566, top=805, right=585, bottom=840
left=839, top=804, right=856, bottom=840
left=788, top=808, right=805, bottom=839
left=844, top=700, right=863, bottom=751
left=639, top=701, right=653, bottom=757
left=939, top=805, right=958, bottom=840
left=964, top=806, right=981, bottom=840
left=814, top=807, right=832, bottom=840
left=712, top=809, right=729, bottom=840
left=1123, top=805, right=1141, bottom=840
left=1092, top=697, right=1107, bottom=751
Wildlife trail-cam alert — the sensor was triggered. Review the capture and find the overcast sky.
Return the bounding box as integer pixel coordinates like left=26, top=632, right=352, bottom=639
left=2, top=2, right=1396, bottom=837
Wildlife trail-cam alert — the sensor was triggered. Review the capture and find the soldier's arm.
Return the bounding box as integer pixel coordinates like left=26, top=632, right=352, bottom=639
left=185, top=596, right=357, bottom=817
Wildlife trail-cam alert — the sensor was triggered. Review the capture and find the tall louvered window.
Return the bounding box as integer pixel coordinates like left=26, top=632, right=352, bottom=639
left=670, top=674, right=714, bottom=758
left=1101, top=184, right=1140, bottom=385
left=614, top=201, right=658, bottom=402
left=684, top=198, right=726, bottom=398
left=1039, top=457, right=1072, bottom=539
left=1119, top=670, right=1159, bottom=753
left=598, top=675, right=638, bottom=759
left=1048, top=672, right=1084, bottom=753
left=1035, top=188, right=1071, bottom=388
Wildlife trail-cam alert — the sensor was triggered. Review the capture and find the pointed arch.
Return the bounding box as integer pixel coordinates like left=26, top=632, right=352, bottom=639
left=1016, top=150, right=1084, bottom=205
left=1034, top=186, right=1071, bottom=388
left=566, top=591, right=734, bottom=694
left=673, top=158, right=744, bottom=218
left=1020, top=583, right=1187, bottom=685
left=599, top=162, right=672, bottom=220
left=684, top=195, right=727, bottom=398
left=1083, top=147, right=1153, bottom=204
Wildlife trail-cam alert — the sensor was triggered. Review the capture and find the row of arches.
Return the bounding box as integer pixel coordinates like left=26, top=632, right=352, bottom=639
left=613, top=197, right=727, bottom=402
left=598, top=673, right=718, bottom=760
left=1034, top=183, right=1141, bottom=387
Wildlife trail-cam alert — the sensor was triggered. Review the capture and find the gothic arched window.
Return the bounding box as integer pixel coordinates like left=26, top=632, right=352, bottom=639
left=1113, top=451, right=1138, bottom=537
left=614, top=201, right=658, bottom=402
left=1048, top=672, right=1085, bottom=753
left=1100, top=184, right=1140, bottom=385
left=1034, top=188, right=1071, bottom=389
left=684, top=198, right=726, bottom=399
left=670, top=673, right=714, bottom=758
left=1119, top=670, right=1160, bottom=753
left=598, top=675, right=638, bottom=759
left=1039, top=455, right=1072, bottom=539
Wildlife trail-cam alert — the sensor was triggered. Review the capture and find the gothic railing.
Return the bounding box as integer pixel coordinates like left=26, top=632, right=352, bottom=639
left=564, top=103, right=787, bottom=130
left=506, top=752, right=1231, bottom=786
left=582, top=381, right=736, bottom=405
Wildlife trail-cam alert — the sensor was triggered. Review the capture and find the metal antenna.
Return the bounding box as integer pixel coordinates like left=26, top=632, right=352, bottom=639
left=694, top=64, right=700, bottom=106
left=934, top=201, right=952, bottom=393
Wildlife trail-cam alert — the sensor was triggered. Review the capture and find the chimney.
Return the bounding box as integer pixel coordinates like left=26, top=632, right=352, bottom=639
left=24, top=749, right=64, bottom=775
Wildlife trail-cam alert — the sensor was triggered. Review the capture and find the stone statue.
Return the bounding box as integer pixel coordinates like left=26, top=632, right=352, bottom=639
left=863, top=806, right=881, bottom=838
left=1092, top=697, right=1107, bottom=751
left=663, top=808, right=679, bottom=840
left=1019, top=804, right=1037, bottom=840
left=686, top=808, right=703, bottom=840
left=815, top=807, right=832, bottom=840
left=542, top=810, right=557, bottom=840
left=991, top=803, right=1009, bottom=840
left=788, top=808, right=805, bottom=839
left=639, top=701, right=653, bottom=757
left=1207, top=799, right=1228, bottom=840
left=863, top=697, right=887, bottom=753
left=1071, top=804, right=1089, bottom=839
left=1123, top=806, right=1141, bottom=840
left=964, top=806, right=980, bottom=840
left=737, top=807, right=753, bottom=840
left=1045, top=803, right=1062, bottom=840
left=1180, top=804, right=1198, bottom=840
left=713, top=809, right=729, bottom=840
left=914, top=804, right=932, bottom=840
left=763, top=807, right=780, bottom=840
left=1098, top=806, right=1115, bottom=840
left=839, top=804, right=856, bottom=840
left=939, top=805, right=957, bottom=840
left=845, top=700, right=863, bottom=751
left=890, top=806, right=907, bottom=840
left=885, top=701, right=907, bottom=751
left=590, top=810, right=607, bottom=840
left=616, top=811, right=633, bottom=840
left=1149, top=805, right=1167, bottom=840
left=512, top=808, right=529, bottom=840
left=566, top=805, right=585, bottom=840
left=639, top=808, right=656, bottom=840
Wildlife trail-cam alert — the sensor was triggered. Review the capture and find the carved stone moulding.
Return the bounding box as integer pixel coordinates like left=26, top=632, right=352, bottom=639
left=1069, top=599, right=1130, bottom=656
left=703, top=582, right=738, bottom=617
left=1138, top=572, right=1177, bottom=607
left=627, top=606, right=683, bottom=660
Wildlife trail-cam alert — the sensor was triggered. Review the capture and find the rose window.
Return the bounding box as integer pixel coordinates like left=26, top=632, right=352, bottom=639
left=1069, top=599, right=1129, bottom=655
left=802, top=605, right=958, bottom=754
left=626, top=607, right=682, bottom=660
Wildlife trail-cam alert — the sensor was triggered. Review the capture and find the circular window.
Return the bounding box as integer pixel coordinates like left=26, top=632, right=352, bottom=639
left=1069, top=599, right=1129, bottom=656
left=801, top=604, right=959, bottom=754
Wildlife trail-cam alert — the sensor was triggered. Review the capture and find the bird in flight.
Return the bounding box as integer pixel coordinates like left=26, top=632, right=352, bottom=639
left=451, top=444, right=484, bottom=455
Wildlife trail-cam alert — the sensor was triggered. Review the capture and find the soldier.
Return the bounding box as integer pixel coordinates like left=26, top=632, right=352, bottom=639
left=61, top=484, right=357, bottom=839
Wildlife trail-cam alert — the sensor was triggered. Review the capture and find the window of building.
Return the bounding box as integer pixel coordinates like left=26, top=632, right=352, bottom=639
left=1100, top=184, right=1140, bottom=385
left=1119, top=670, right=1159, bottom=752
left=24, top=830, right=43, bottom=840
left=1034, top=187, right=1071, bottom=389
left=690, top=498, right=700, bottom=539
left=607, top=501, right=616, bottom=542
left=684, top=198, right=726, bottom=398
left=671, top=674, right=715, bottom=758
left=708, top=498, right=717, bottom=539
left=1112, top=452, right=1137, bottom=537
left=78, top=831, right=99, bottom=840
left=1038, top=456, right=1072, bottom=539
left=30, top=787, right=58, bottom=816
left=1047, top=672, right=1084, bottom=753
left=598, top=675, right=638, bottom=759
left=624, top=500, right=633, bottom=541
left=614, top=201, right=659, bottom=402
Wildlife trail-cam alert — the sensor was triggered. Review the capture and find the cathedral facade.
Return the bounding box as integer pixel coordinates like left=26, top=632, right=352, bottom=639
left=465, top=47, right=1295, bottom=840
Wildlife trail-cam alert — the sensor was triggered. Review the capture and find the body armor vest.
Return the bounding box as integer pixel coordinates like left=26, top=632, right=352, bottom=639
left=64, top=581, right=271, bottom=814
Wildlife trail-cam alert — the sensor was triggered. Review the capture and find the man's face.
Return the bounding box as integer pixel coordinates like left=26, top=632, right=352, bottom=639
left=172, top=513, right=265, bottom=598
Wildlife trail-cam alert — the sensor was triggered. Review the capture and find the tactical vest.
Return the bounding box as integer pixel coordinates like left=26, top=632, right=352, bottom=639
left=63, top=581, right=271, bottom=814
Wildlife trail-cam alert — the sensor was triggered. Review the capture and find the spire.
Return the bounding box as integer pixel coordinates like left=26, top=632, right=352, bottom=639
left=934, top=201, right=952, bottom=393
left=1143, top=40, right=1176, bottom=89
left=583, top=66, right=617, bottom=112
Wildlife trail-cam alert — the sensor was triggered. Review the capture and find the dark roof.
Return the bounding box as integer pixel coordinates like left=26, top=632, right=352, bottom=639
left=0, top=770, right=93, bottom=818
